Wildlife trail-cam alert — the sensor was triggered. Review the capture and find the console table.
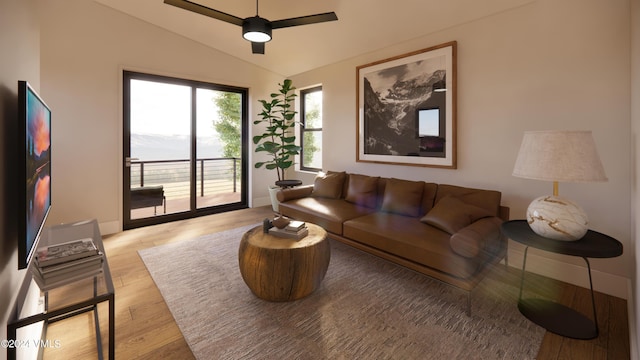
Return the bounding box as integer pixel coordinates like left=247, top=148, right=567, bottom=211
left=6, top=219, right=114, bottom=360
left=501, top=220, right=622, bottom=339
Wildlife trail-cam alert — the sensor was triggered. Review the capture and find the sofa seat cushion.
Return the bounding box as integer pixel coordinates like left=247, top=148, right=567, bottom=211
left=278, top=197, right=377, bottom=235
left=343, top=213, right=482, bottom=279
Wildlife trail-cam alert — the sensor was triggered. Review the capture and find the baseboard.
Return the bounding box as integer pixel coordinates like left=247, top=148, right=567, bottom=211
left=252, top=196, right=272, bottom=209
left=507, top=247, right=629, bottom=300
left=98, top=220, right=120, bottom=236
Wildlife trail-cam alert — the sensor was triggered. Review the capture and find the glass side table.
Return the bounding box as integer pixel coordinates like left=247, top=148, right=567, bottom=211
left=501, top=220, right=622, bottom=340
left=7, top=219, right=115, bottom=360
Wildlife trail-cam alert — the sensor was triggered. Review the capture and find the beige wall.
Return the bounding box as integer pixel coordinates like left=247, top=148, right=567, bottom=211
left=38, top=0, right=284, bottom=234
left=0, top=0, right=41, bottom=354
left=291, top=0, right=632, bottom=299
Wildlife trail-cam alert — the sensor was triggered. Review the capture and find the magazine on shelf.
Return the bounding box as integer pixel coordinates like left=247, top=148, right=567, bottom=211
left=36, top=253, right=104, bottom=279
left=35, top=261, right=103, bottom=283
left=32, top=267, right=103, bottom=291
left=35, top=238, right=99, bottom=267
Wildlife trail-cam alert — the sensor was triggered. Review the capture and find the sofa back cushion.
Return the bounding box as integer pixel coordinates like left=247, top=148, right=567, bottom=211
left=420, top=182, right=439, bottom=215
left=435, top=184, right=502, bottom=216
left=311, top=171, right=346, bottom=199
left=345, top=174, right=379, bottom=209
left=380, top=178, right=424, bottom=217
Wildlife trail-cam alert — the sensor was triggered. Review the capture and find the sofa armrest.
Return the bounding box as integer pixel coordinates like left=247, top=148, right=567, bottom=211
left=449, top=217, right=504, bottom=258
left=276, top=185, right=314, bottom=202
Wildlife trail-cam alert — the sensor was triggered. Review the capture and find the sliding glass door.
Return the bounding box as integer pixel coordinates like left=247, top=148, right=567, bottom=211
left=123, top=71, right=248, bottom=229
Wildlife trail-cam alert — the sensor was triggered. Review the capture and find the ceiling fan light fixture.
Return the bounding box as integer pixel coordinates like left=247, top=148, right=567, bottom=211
left=164, top=0, right=337, bottom=54
left=243, top=16, right=272, bottom=42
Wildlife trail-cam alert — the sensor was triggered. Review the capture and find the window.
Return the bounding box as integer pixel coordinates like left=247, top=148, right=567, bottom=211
left=300, top=86, right=323, bottom=171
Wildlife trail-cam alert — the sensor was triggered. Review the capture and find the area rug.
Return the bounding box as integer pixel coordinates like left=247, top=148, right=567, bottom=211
left=139, top=224, right=544, bottom=359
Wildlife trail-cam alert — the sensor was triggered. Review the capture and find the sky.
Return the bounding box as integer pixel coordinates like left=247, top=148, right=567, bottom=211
left=130, top=79, right=219, bottom=137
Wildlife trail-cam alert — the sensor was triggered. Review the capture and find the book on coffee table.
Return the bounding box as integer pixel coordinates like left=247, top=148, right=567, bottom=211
left=285, top=220, right=306, bottom=232
left=269, top=226, right=309, bottom=240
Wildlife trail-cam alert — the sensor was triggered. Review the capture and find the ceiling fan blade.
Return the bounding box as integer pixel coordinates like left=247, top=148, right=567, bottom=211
left=164, top=0, right=244, bottom=26
left=251, top=42, right=265, bottom=54
left=271, top=12, right=338, bottom=29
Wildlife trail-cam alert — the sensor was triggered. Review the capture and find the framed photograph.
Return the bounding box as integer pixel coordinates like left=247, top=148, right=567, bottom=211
left=356, top=41, right=457, bottom=168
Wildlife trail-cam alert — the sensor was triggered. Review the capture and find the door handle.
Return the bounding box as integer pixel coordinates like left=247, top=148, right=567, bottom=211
left=125, top=157, right=140, bottom=167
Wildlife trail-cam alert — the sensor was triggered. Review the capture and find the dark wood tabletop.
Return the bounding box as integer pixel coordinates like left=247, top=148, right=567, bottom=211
left=501, top=220, right=623, bottom=259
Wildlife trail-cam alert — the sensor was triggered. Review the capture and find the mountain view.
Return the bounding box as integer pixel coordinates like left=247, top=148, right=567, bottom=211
left=363, top=68, right=446, bottom=157
left=131, top=133, right=224, bottom=161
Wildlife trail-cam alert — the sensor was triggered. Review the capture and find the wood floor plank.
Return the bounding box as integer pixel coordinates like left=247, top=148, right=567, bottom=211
left=41, top=206, right=628, bottom=359
left=536, top=333, right=562, bottom=360
left=593, top=290, right=611, bottom=352
left=608, top=295, right=630, bottom=360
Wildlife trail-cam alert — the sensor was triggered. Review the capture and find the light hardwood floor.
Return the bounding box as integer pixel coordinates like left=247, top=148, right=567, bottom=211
left=42, top=206, right=629, bottom=359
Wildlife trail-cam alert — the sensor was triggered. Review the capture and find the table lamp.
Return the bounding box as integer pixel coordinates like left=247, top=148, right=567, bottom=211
left=512, top=130, right=608, bottom=241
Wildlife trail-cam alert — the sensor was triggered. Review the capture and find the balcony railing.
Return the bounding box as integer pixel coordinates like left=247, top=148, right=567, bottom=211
left=130, top=158, right=240, bottom=201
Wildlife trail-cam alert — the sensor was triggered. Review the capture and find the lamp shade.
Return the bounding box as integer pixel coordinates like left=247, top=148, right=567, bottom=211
left=512, top=130, right=608, bottom=183
left=242, top=16, right=272, bottom=43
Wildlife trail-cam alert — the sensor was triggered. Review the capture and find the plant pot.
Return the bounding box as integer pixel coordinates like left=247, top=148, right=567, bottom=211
left=268, top=185, right=280, bottom=212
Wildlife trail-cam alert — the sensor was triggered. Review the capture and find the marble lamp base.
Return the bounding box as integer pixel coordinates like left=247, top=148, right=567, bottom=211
left=526, top=195, right=588, bottom=241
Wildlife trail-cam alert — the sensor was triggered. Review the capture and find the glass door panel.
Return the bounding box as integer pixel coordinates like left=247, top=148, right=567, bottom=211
left=129, top=79, right=192, bottom=220
left=195, top=89, right=243, bottom=209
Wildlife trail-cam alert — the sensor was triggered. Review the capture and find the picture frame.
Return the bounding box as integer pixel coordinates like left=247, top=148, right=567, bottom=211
left=356, top=41, right=457, bottom=168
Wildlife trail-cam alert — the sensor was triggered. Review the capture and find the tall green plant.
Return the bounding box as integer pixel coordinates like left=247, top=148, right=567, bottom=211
left=253, top=79, right=301, bottom=182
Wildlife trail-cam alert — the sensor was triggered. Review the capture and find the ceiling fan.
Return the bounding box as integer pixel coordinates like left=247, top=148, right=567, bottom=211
left=164, top=0, right=338, bottom=54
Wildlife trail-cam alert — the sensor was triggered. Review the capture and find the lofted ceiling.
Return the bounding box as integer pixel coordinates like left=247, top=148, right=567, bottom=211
left=94, top=0, right=534, bottom=77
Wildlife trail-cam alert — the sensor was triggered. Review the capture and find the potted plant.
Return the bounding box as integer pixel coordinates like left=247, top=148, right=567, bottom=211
left=253, top=79, right=302, bottom=211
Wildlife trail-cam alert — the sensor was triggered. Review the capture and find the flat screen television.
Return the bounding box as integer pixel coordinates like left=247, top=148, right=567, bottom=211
left=17, top=80, right=52, bottom=270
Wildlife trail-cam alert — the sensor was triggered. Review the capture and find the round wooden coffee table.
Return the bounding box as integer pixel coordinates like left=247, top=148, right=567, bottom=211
left=238, top=223, right=330, bottom=301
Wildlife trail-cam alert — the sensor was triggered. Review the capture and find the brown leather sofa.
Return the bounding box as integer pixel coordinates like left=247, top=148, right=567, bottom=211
left=277, top=171, right=509, bottom=313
